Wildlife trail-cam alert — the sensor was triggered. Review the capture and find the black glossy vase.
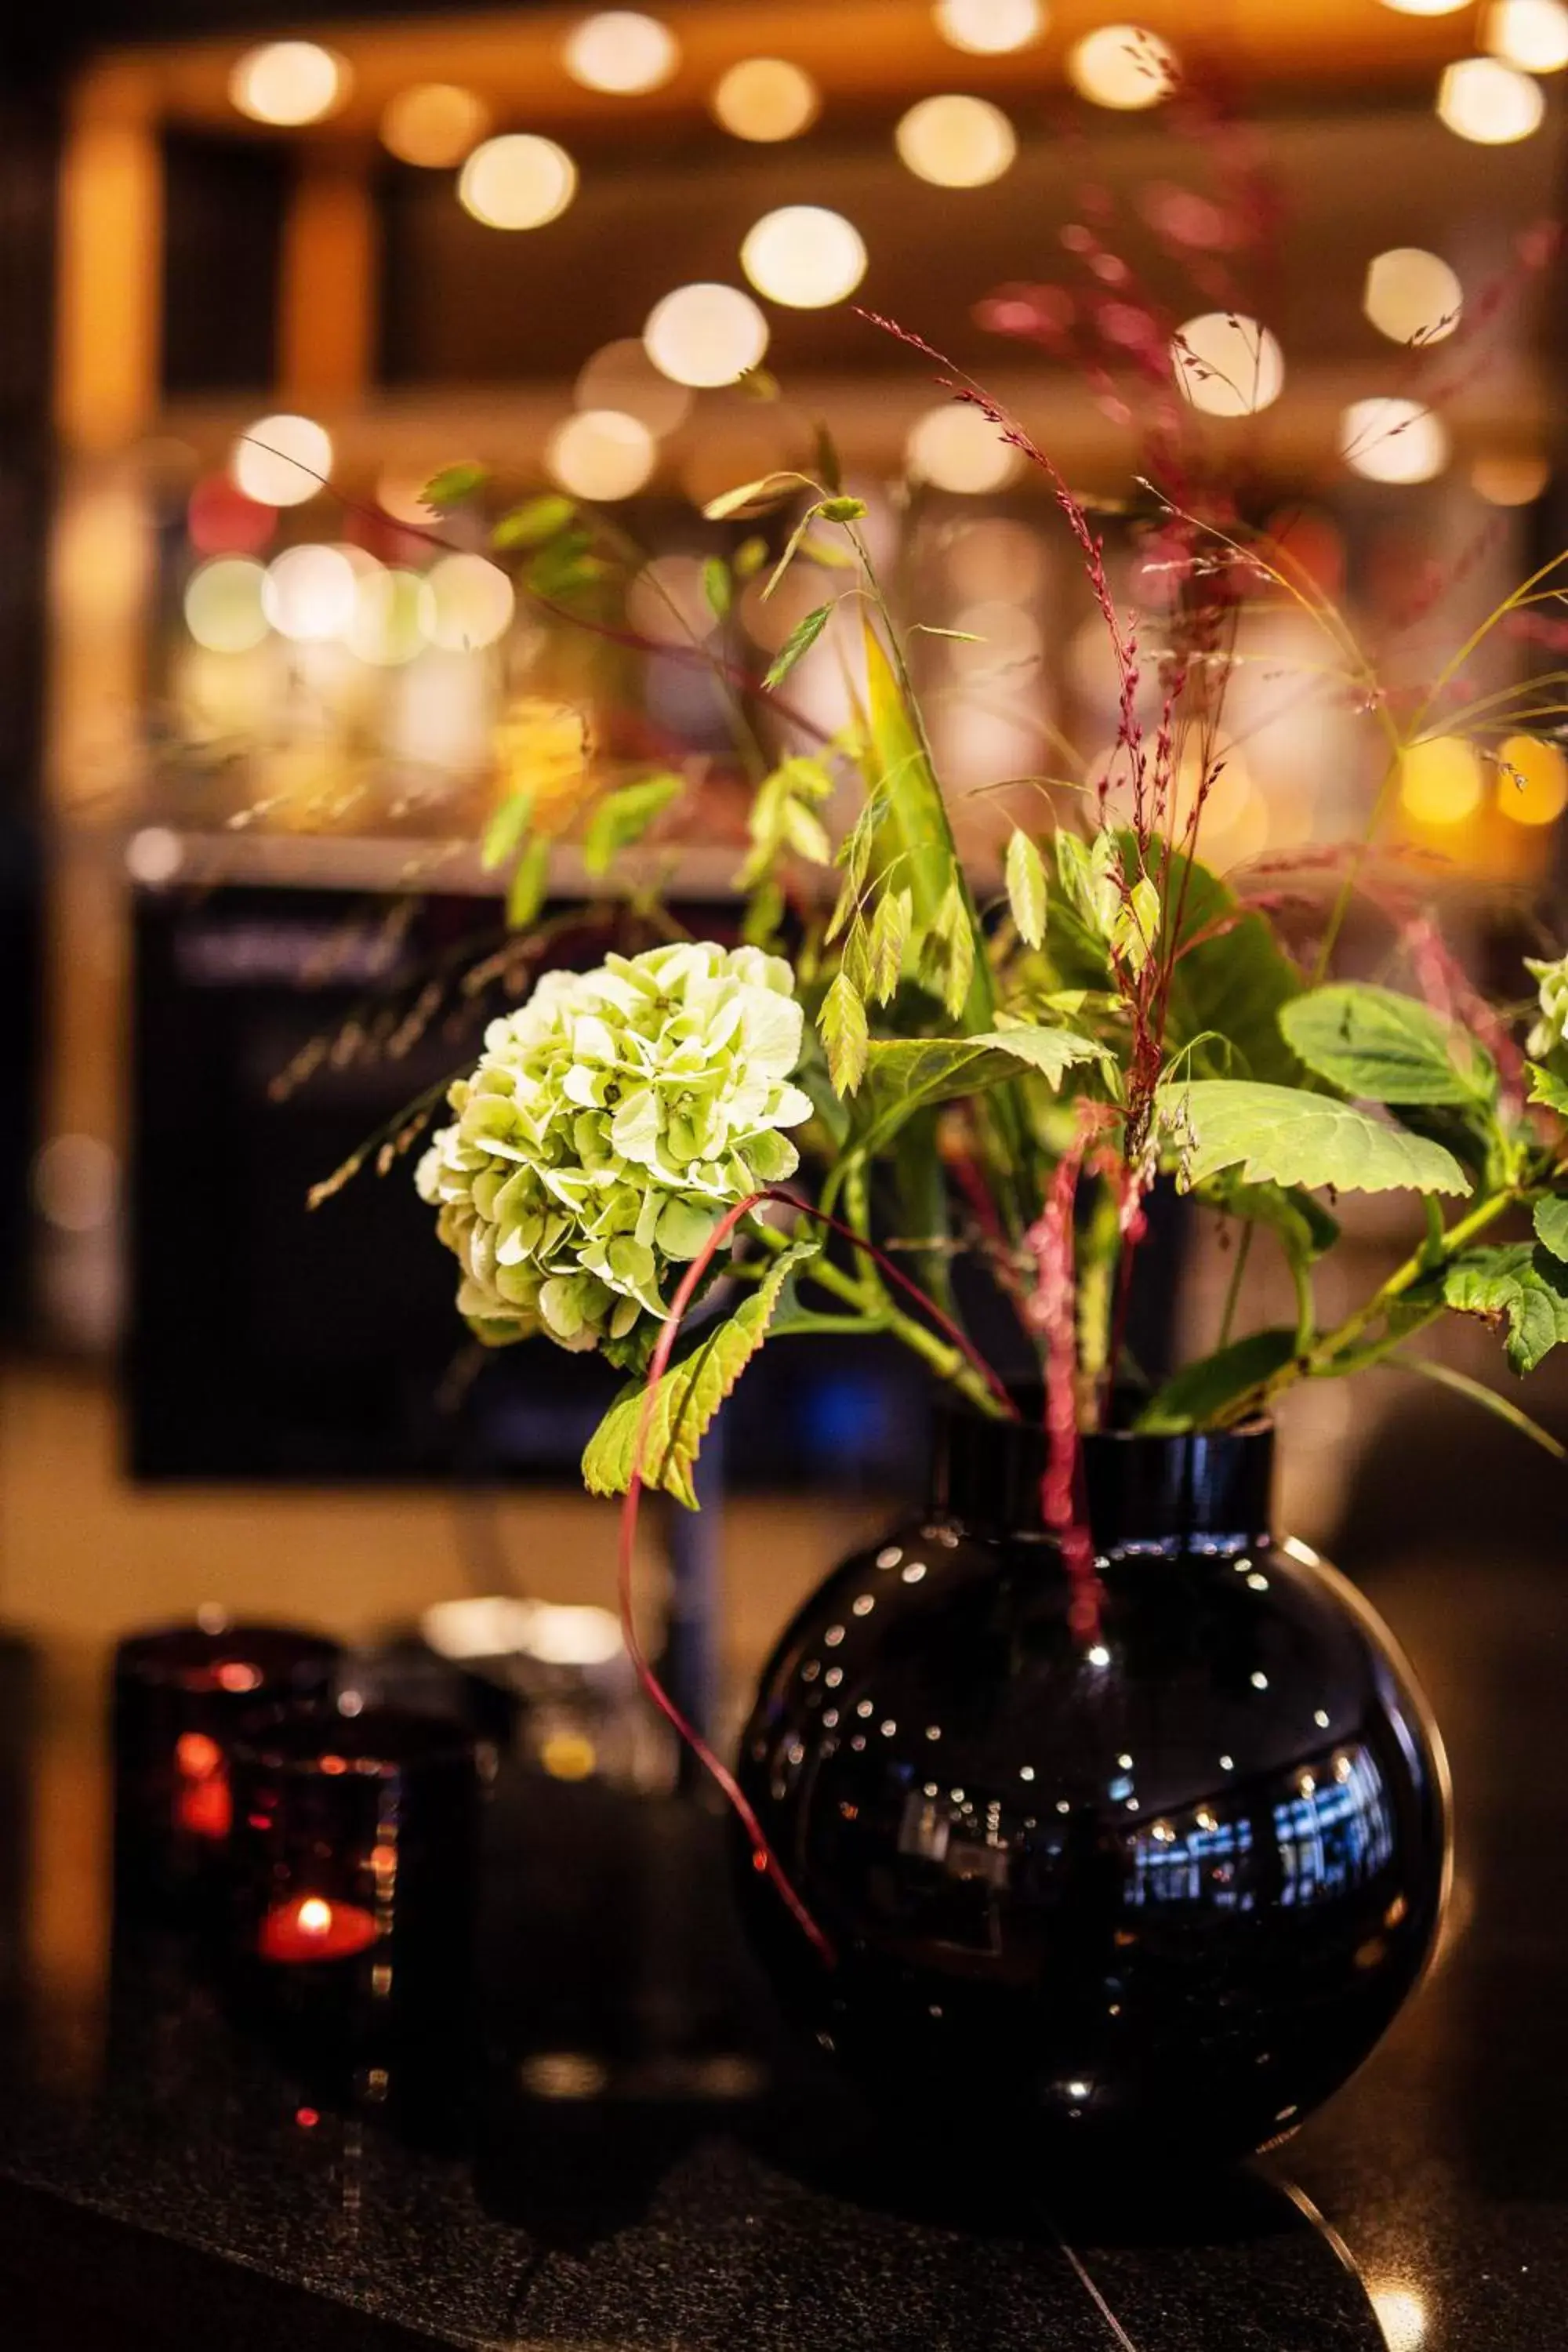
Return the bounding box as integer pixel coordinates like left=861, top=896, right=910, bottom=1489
left=736, top=1407, right=1450, bottom=2165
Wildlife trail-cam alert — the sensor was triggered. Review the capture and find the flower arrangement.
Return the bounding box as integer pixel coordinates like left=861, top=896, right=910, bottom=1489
left=412, top=426, right=1568, bottom=1552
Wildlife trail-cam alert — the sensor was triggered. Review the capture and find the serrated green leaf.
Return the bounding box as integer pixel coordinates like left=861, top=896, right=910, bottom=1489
left=1528, top=1062, right=1568, bottom=1116
left=702, top=471, right=805, bottom=521
left=1159, top=1080, right=1470, bottom=1196
left=1136, top=1328, right=1299, bottom=1433
left=818, top=971, right=869, bottom=1096
left=841, top=912, right=872, bottom=997
left=1536, top=1197, right=1568, bottom=1261
left=764, top=604, right=832, bottom=690
left=851, top=1028, right=1112, bottom=1157
left=1005, top=829, right=1047, bottom=950
left=1280, top=984, right=1496, bottom=1107
left=701, top=556, right=732, bottom=621
left=423, top=462, right=487, bottom=507
left=582, top=772, right=683, bottom=876
left=492, top=495, right=575, bottom=550
left=1112, top=873, right=1161, bottom=975
left=481, top=789, right=534, bottom=872
left=868, top=885, right=912, bottom=1004
left=1445, top=1243, right=1568, bottom=1374
left=582, top=1236, right=822, bottom=1507
left=780, top=797, right=832, bottom=865
left=505, top=834, right=550, bottom=931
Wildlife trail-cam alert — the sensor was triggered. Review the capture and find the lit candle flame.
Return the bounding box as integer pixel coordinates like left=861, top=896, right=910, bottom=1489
left=296, top=1897, right=334, bottom=1936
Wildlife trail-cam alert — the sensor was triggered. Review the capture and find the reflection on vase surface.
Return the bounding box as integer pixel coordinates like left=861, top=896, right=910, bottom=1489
left=736, top=1414, right=1450, bottom=2163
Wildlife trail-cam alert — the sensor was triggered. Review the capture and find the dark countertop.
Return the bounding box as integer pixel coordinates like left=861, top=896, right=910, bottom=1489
left=1, top=1537, right=1565, bottom=2352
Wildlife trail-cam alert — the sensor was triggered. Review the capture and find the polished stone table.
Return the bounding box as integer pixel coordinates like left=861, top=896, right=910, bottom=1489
left=0, top=1535, right=1563, bottom=2351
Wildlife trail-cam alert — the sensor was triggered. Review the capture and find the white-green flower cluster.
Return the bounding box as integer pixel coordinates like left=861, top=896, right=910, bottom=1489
left=1527, top=953, right=1568, bottom=1063
left=417, top=942, right=811, bottom=1358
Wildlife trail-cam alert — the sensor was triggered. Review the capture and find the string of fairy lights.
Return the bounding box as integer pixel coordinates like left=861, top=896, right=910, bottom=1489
left=164, top=2, right=1568, bottom=851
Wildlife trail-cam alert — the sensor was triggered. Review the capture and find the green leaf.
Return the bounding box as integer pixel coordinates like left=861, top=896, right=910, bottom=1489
left=868, top=886, right=912, bottom=1004
left=818, top=971, right=869, bottom=1096
left=764, top=604, right=832, bottom=690
left=734, top=535, right=768, bottom=580
left=423, top=462, right=487, bottom=507
left=582, top=1236, right=822, bottom=1507
left=1537, top=1197, right=1568, bottom=1261
left=492, top=495, right=575, bottom=550
left=481, top=789, right=534, bottom=872
left=1528, top=1062, right=1568, bottom=1116
left=1136, top=1328, right=1299, bottom=1433
left=1279, top=984, right=1497, bottom=1107
left=741, top=878, right=786, bottom=948
left=701, top=471, right=805, bottom=521
left=582, top=772, right=683, bottom=876
left=1159, top=1080, right=1471, bottom=1196
left=1445, top=1243, right=1568, bottom=1374
left=1005, top=829, right=1047, bottom=951
left=926, top=877, right=975, bottom=1022
left=505, top=835, right=550, bottom=931
left=852, top=1028, right=1112, bottom=1159
left=701, top=557, right=731, bottom=622
left=1112, top=873, right=1161, bottom=975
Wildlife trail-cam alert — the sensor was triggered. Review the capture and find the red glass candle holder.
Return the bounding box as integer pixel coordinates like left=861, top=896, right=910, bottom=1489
left=111, top=1618, right=340, bottom=1909
left=227, top=1704, right=481, bottom=2061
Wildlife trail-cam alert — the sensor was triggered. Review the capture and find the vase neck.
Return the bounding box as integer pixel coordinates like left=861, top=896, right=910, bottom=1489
left=929, top=1400, right=1274, bottom=1551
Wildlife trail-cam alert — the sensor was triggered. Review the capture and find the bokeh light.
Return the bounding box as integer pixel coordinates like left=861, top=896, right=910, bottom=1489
left=1497, top=734, right=1568, bottom=824
left=263, top=545, right=358, bottom=643
left=740, top=206, right=867, bottom=307
left=943, top=516, right=1047, bottom=601
left=459, top=136, right=578, bottom=230
left=1067, top=24, right=1178, bottom=107
left=229, top=42, right=347, bottom=126
left=934, top=0, right=1045, bottom=54
left=187, top=474, right=275, bottom=556
left=231, top=414, right=332, bottom=508
left=562, top=13, right=680, bottom=94
left=895, top=94, right=1017, bottom=186
left=1472, top=452, right=1550, bottom=504
left=347, top=568, right=428, bottom=666
left=1363, top=249, right=1464, bottom=344
left=183, top=558, right=270, bottom=653
left=575, top=339, right=691, bottom=434
left=419, top=553, right=516, bottom=648
left=1436, top=56, right=1545, bottom=141
left=1399, top=736, right=1483, bottom=825
left=1171, top=313, right=1284, bottom=416
left=1340, top=398, right=1450, bottom=483
left=643, top=283, right=770, bottom=387
left=546, top=408, right=657, bottom=499
left=1484, top=0, right=1568, bottom=67
left=907, top=403, right=1021, bottom=493
left=710, top=57, right=820, bottom=141
left=1377, top=0, right=1467, bottom=12
left=380, top=84, right=489, bottom=166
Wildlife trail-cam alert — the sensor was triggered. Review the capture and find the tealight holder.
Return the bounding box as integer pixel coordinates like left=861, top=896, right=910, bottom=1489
left=111, top=1617, right=341, bottom=1911
left=227, top=1703, right=482, bottom=2065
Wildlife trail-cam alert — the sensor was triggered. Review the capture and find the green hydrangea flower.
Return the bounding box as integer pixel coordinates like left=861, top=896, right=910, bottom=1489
left=1526, top=953, right=1568, bottom=1062
left=417, top=942, right=812, bottom=1360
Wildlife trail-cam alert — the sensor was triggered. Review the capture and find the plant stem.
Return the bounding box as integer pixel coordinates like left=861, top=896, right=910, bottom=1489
left=1217, top=1221, right=1254, bottom=1348
left=1223, top=1185, right=1525, bottom=1422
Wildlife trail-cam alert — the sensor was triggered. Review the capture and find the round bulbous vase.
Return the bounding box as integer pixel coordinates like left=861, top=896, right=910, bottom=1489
left=735, top=1406, right=1450, bottom=2166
